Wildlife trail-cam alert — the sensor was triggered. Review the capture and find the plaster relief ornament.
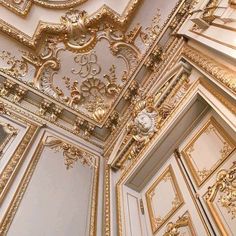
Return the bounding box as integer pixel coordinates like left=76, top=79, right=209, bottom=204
left=61, top=9, right=97, bottom=52
left=127, top=97, right=157, bottom=159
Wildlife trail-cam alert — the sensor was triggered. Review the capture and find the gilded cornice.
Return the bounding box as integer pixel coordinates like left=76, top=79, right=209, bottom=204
left=0, top=0, right=142, bottom=49
left=1, top=0, right=86, bottom=17
left=182, top=45, right=236, bottom=94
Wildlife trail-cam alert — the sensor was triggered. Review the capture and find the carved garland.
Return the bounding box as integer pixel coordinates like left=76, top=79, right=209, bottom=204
left=44, top=136, right=96, bottom=169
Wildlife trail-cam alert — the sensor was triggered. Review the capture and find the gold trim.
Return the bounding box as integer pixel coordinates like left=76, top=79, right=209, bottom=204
left=182, top=45, right=236, bottom=94
left=0, top=131, right=99, bottom=236
left=175, top=151, right=212, bottom=235
left=104, top=163, right=111, bottom=236
left=1, top=0, right=87, bottom=17
left=145, top=165, right=184, bottom=233
left=163, top=211, right=196, bottom=236
left=181, top=117, right=235, bottom=187
left=0, top=107, right=39, bottom=204
left=115, top=76, right=233, bottom=235
left=204, top=161, right=236, bottom=235
left=0, top=0, right=142, bottom=49
left=0, top=121, right=18, bottom=156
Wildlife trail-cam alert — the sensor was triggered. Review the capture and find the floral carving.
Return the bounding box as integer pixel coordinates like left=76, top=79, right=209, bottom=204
left=61, top=9, right=97, bottom=53
left=81, top=77, right=106, bottom=98
left=127, top=96, right=157, bottom=159
left=140, top=9, right=161, bottom=45
left=183, top=45, right=236, bottom=93
left=164, top=213, right=195, bottom=236
left=44, top=136, right=96, bottom=169
left=206, top=162, right=236, bottom=220
left=0, top=51, right=28, bottom=77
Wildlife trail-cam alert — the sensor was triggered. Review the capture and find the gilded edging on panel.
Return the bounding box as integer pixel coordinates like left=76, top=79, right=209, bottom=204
left=163, top=211, right=197, bottom=236
left=114, top=75, right=236, bottom=235
left=0, top=131, right=99, bottom=236
left=145, top=165, right=184, bottom=234
left=181, top=116, right=236, bottom=187
left=0, top=103, right=39, bottom=204
left=175, top=150, right=212, bottom=235
left=204, top=160, right=236, bottom=235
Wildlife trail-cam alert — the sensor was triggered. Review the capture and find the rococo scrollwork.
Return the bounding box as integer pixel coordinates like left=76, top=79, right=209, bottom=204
left=0, top=8, right=143, bottom=123
left=163, top=212, right=196, bottom=236
left=205, top=162, right=236, bottom=234
left=127, top=96, right=157, bottom=159
left=44, top=136, right=96, bottom=169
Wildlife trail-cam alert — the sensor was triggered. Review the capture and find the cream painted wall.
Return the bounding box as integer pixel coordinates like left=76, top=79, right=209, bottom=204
left=7, top=139, right=94, bottom=236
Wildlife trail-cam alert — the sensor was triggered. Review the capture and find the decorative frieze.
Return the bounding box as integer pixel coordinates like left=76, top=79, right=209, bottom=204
left=182, top=45, right=236, bottom=94
left=44, top=136, right=96, bottom=169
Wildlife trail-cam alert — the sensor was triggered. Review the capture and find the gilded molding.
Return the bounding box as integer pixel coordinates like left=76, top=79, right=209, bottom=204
left=104, top=164, right=111, bottom=236
left=115, top=76, right=235, bottom=235
left=146, top=165, right=184, bottom=233
left=0, top=132, right=99, bottom=236
left=0, top=1, right=142, bottom=49
left=164, top=211, right=196, bottom=236
left=0, top=0, right=87, bottom=17
left=182, top=45, right=236, bottom=94
left=205, top=162, right=236, bottom=235
left=44, top=136, right=97, bottom=169
left=0, top=106, right=39, bottom=204
left=181, top=116, right=235, bottom=187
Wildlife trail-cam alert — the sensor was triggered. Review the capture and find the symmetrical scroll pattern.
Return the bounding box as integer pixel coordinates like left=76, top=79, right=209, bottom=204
left=44, top=136, right=96, bottom=169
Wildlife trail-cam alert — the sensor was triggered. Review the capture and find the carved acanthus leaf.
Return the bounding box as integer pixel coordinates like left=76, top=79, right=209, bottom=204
left=44, top=137, right=96, bottom=169
left=205, top=162, right=236, bottom=219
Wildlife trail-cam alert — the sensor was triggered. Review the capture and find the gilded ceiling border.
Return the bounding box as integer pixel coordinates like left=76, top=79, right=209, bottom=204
left=0, top=101, right=40, bottom=204
left=204, top=161, right=236, bottom=235
left=104, top=163, right=111, bottom=236
left=0, top=131, right=100, bottom=236
left=182, top=45, right=236, bottom=94
left=0, top=0, right=142, bottom=49
left=114, top=76, right=236, bottom=236
left=1, top=0, right=87, bottom=17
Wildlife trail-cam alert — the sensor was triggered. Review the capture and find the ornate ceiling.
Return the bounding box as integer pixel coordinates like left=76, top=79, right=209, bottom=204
left=0, top=0, right=190, bottom=144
